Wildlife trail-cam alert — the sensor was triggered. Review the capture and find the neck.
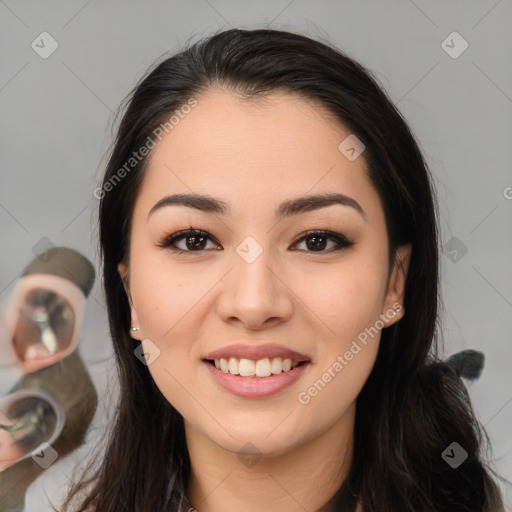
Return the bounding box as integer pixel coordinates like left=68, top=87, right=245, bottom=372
left=185, top=404, right=355, bottom=512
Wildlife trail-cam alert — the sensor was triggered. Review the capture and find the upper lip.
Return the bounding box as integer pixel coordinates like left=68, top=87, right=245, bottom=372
left=204, top=343, right=310, bottom=362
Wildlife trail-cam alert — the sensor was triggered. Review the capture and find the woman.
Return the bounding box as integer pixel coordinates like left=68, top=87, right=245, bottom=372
left=64, top=28, right=504, bottom=511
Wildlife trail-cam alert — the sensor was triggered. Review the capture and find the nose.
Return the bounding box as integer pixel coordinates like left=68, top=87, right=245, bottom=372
left=216, top=249, right=293, bottom=330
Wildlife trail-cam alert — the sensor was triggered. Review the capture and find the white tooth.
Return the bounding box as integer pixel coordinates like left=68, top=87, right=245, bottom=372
left=220, top=358, right=229, bottom=373
left=291, top=361, right=299, bottom=369
left=255, top=358, right=272, bottom=377
left=214, top=359, right=221, bottom=369
left=239, top=358, right=256, bottom=377
left=228, top=357, right=239, bottom=375
left=271, top=357, right=283, bottom=374
left=282, top=358, right=292, bottom=372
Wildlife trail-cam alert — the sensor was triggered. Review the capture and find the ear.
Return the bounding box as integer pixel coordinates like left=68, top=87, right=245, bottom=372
left=381, top=244, right=412, bottom=327
left=118, top=262, right=142, bottom=340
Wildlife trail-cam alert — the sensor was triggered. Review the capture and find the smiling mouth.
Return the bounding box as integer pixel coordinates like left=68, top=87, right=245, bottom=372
left=205, top=357, right=309, bottom=378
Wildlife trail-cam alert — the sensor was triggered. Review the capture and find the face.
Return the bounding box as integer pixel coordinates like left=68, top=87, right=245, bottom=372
left=119, top=88, right=410, bottom=457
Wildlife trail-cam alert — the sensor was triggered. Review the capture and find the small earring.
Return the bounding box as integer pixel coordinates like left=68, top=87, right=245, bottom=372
left=130, top=327, right=140, bottom=333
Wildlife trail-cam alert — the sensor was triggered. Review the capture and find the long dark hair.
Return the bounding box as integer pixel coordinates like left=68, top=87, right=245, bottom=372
left=64, top=28, right=504, bottom=511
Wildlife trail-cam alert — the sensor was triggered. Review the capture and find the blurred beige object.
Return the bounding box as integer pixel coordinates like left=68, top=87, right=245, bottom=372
left=0, top=248, right=98, bottom=511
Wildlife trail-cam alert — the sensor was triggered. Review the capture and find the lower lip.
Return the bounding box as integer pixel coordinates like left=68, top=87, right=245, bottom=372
left=203, top=361, right=310, bottom=399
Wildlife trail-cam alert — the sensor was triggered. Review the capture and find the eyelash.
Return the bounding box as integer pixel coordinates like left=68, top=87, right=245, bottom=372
left=158, top=226, right=354, bottom=254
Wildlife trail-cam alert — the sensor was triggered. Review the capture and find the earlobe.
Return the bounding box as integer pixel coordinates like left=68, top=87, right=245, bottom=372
left=382, top=244, right=412, bottom=326
left=129, top=307, right=142, bottom=340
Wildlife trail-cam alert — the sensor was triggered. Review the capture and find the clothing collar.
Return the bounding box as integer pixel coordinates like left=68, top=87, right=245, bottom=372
left=171, top=488, right=348, bottom=512
left=166, top=471, right=354, bottom=511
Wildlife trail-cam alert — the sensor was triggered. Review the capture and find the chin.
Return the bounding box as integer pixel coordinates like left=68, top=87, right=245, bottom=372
left=217, top=431, right=302, bottom=459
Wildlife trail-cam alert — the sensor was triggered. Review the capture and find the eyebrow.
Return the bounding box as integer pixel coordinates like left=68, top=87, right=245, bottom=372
left=148, top=192, right=366, bottom=221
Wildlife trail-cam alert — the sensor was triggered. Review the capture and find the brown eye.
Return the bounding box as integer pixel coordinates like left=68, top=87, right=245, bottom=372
left=293, top=230, right=353, bottom=253
left=160, top=229, right=220, bottom=253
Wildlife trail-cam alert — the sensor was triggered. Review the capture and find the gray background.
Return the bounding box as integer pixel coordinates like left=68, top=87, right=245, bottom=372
left=0, top=0, right=511, bottom=510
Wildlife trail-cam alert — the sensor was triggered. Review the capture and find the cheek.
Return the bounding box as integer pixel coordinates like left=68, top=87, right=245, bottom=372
left=129, top=256, right=215, bottom=339
left=291, top=255, right=386, bottom=406
left=129, top=258, right=214, bottom=407
left=296, top=340, right=378, bottom=431
left=292, top=257, right=388, bottom=343
left=294, top=266, right=384, bottom=417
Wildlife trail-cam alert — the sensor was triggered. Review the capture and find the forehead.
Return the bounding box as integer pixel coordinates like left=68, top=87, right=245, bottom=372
left=136, top=88, right=383, bottom=220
